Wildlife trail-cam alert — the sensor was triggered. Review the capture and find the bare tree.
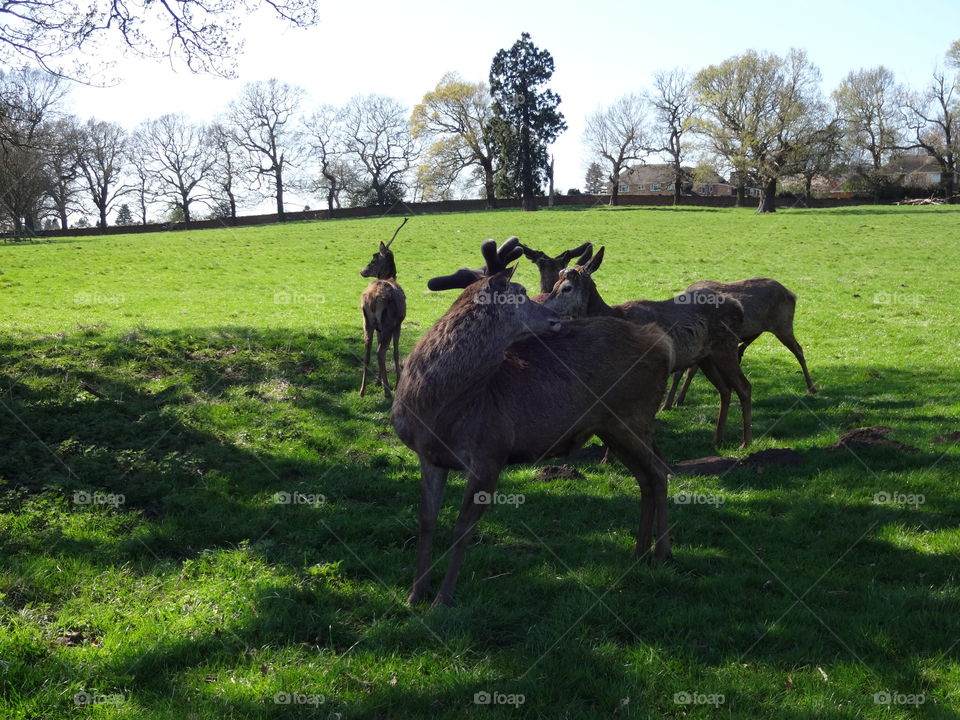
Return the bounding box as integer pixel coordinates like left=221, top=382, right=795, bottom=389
left=342, top=94, right=419, bottom=207
left=41, top=115, right=83, bottom=228
left=0, top=67, right=67, bottom=232
left=227, top=78, right=303, bottom=220
left=901, top=68, right=959, bottom=197
left=76, top=118, right=128, bottom=228
left=301, top=105, right=350, bottom=215
left=0, top=0, right=319, bottom=81
left=207, top=121, right=246, bottom=220
left=139, top=114, right=215, bottom=224
left=410, top=73, right=499, bottom=206
left=583, top=94, right=647, bottom=206
left=126, top=140, right=154, bottom=224
left=646, top=69, right=699, bottom=206
left=832, top=66, right=906, bottom=196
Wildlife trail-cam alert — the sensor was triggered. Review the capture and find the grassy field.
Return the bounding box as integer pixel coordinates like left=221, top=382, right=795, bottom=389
left=1, top=205, right=958, bottom=719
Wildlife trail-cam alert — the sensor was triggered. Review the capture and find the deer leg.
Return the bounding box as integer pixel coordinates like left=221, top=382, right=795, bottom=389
left=707, top=352, right=753, bottom=448
left=662, top=370, right=684, bottom=410
left=698, top=358, right=732, bottom=447
left=408, top=457, right=449, bottom=605
left=359, top=322, right=374, bottom=396
left=433, top=466, right=499, bottom=607
left=600, top=429, right=672, bottom=564
left=675, top=365, right=698, bottom=406
left=775, top=332, right=816, bottom=394
left=376, top=330, right=392, bottom=398
left=737, top=333, right=761, bottom=362
left=392, top=329, right=402, bottom=383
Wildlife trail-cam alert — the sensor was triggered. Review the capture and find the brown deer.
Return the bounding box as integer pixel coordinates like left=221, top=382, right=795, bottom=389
left=392, top=238, right=675, bottom=607
left=359, top=218, right=408, bottom=398
left=520, top=241, right=594, bottom=294
left=662, top=278, right=816, bottom=409
left=543, top=247, right=753, bottom=448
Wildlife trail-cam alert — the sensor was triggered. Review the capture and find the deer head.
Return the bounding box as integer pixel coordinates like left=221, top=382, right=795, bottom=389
left=543, top=246, right=605, bottom=319
left=360, top=218, right=407, bottom=279
left=520, top=241, right=593, bottom=294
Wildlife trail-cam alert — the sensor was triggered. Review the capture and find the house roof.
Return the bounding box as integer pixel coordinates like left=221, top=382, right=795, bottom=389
left=887, top=154, right=941, bottom=174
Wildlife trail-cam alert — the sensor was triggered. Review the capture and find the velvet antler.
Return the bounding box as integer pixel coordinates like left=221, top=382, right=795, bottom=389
left=427, top=237, right=523, bottom=291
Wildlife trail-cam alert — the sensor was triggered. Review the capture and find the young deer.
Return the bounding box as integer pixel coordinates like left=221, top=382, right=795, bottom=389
left=392, top=238, right=675, bottom=607
left=359, top=219, right=408, bottom=398
left=543, top=247, right=753, bottom=448
left=663, top=278, right=815, bottom=409
left=520, top=241, right=594, bottom=293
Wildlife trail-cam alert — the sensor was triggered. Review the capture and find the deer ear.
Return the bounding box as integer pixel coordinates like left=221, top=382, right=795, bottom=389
left=574, top=243, right=593, bottom=266
left=427, top=268, right=482, bottom=291
left=583, top=246, right=605, bottom=275
left=379, top=241, right=389, bottom=253
left=521, top=245, right=544, bottom=261
left=559, top=241, right=591, bottom=264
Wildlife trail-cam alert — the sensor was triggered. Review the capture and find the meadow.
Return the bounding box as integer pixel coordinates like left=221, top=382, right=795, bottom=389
left=0, top=205, right=958, bottom=719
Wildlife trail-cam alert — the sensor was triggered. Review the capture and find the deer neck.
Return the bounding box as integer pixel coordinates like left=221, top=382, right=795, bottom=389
left=586, top=284, right=620, bottom=318
left=377, top=256, right=397, bottom=281
left=397, top=301, right=511, bottom=417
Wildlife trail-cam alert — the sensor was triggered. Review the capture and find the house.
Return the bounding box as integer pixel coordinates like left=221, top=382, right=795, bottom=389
left=885, top=153, right=943, bottom=188
left=608, top=164, right=754, bottom=197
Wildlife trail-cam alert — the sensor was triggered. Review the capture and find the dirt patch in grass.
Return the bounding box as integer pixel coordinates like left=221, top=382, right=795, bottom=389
left=533, top=465, right=585, bottom=482
left=830, top=425, right=918, bottom=452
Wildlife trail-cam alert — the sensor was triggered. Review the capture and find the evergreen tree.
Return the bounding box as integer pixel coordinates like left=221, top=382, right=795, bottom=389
left=488, top=32, right=566, bottom=211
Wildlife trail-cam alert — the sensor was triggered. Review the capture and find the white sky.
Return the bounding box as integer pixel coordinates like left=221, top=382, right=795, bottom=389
left=65, top=0, right=960, bottom=205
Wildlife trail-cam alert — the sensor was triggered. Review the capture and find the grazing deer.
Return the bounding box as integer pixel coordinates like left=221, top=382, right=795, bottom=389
left=520, top=241, right=594, bottom=294
left=664, top=278, right=815, bottom=409
left=544, top=247, right=753, bottom=448
left=359, top=218, right=408, bottom=398
left=392, top=238, right=675, bottom=607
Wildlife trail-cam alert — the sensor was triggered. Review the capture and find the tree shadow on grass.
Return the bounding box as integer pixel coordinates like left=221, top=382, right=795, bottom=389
left=2, top=328, right=959, bottom=718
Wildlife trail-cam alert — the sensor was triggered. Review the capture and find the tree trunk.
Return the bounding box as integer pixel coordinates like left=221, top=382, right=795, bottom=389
left=756, top=177, right=777, bottom=213
left=735, top=183, right=745, bottom=208
left=99, top=205, right=107, bottom=229
left=58, top=204, right=69, bottom=230
left=275, top=169, right=285, bottom=220
left=673, top=159, right=682, bottom=206
left=481, top=159, right=497, bottom=208
left=609, top=171, right=620, bottom=207
left=520, top=113, right=537, bottom=211
left=803, top=175, right=813, bottom=207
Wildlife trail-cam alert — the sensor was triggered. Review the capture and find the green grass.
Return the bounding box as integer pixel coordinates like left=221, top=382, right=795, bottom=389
left=1, top=205, right=958, bottom=718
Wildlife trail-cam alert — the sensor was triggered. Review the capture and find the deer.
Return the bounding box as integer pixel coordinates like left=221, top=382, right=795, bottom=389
left=519, top=241, right=594, bottom=294
left=359, top=218, right=408, bottom=399
left=392, top=238, right=676, bottom=607
left=662, top=278, right=816, bottom=409
left=543, top=246, right=753, bottom=448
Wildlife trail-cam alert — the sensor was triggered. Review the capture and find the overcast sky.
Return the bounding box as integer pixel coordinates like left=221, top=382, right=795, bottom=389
left=65, top=0, right=960, bottom=206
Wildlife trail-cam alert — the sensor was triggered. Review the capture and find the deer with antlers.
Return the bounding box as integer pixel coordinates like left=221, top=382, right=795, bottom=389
left=520, top=241, right=594, bottom=294
left=359, top=218, right=408, bottom=399
left=543, top=247, right=753, bottom=448
left=662, top=278, right=816, bottom=409
left=392, top=238, right=675, bottom=607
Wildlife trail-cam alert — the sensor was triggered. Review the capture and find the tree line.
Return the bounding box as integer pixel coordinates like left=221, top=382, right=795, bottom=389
left=2, top=32, right=959, bottom=232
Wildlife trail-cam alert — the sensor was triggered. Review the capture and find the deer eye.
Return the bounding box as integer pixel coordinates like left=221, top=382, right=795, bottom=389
left=562, top=284, right=573, bottom=293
